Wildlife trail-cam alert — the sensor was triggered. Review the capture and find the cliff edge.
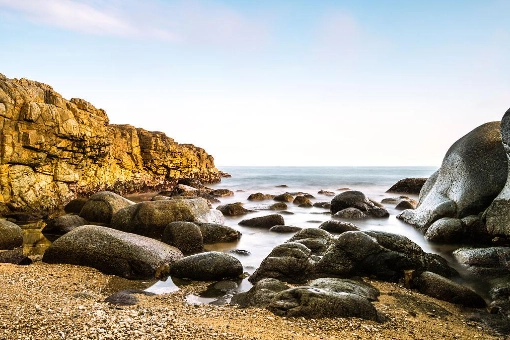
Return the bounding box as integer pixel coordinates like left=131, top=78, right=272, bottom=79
left=0, top=73, right=221, bottom=213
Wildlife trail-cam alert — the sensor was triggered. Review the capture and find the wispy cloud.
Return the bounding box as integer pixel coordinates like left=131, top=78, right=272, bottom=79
left=0, top=0, right=267, bottom=46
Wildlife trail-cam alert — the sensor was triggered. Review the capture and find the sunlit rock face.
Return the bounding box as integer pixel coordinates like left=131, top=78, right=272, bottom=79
left=485, top=108, right=510, bottom=237
left=398, top=120, right=507, bottom=233
left=0, top=73, right=220, bottom=213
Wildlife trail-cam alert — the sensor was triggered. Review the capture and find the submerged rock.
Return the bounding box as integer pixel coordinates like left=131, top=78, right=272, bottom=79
left=331, top=191, right=389, bottom=218
left=216, top=202, right=253, bottom=216
left=319, top=220, right=359, bottom=234
left=247, top=193, right=275, bottom=201
left=195, top=222, right=241, bottom=243
left=239, top=214, right=284, bottom=228
left=387, top=178, right=428, bottom=195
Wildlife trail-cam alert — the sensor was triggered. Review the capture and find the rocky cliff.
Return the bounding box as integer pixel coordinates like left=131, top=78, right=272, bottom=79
left=0, top=73, right=221, bottom=213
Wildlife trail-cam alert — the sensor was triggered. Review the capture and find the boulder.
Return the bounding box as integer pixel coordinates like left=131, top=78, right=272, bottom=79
left=424, top=218, right=464, bottom=243
left=308, top=278, right=380, bottom=301
left=333, top=207, right=367, bottom=219
left=274, top=193, right=294, bottom=202
left=293, top=196, right=312, bottom=206
left=268, top=202, right=288, bottom=210
left=162, top=221, right=203, bottom=254
left=319, top=220, right=359, bottom=234
left=453, top=247, right=510, bottom=278
left=0, top=248, right=31, bottom=265
left=269, top=225, right=302, bottom=233
left=318, top=190, right=335, bottom=196
left=313, top=202, right=331, bottom=209
left=287, top=228, right=334, bottom=255
left=209, top=189, right=234, bottom=197
left=387, top=178, right=428, bottom=195
left=316, top=231, right=457, bottom=282
left=331, top=191, right=389, bottom=218
left=0, top=220, right=23, bottom=250
left=195, top=223, right=241, bottom=243
left=238, top=214, right=284, bottom=228
left=249, top=242, right=315, bottom=284
left=247, top=193, right=275, bottom=201
left=110, top=198, right=224, bottom=238
left=413, top=271, right=486, bottom=308
left=64, top=198, right=88, bottom=214
left=216, top=202, right=252, bottom=216
left=230, top=278, right=290, bottom=308
left=395, top=199, right=417, bottom=210
left=398, top=121, right=507, bottom=233
left=42, top=225, right=183, bottom=279
left=43, top=214, right=87, bottom=235
left=169, top=251, right=243, bottom=281
left=79, top=191, right=134, bottom=224
left=486, top=108, right=510, bottom=238
left=267, top=287, right=380, bottom=321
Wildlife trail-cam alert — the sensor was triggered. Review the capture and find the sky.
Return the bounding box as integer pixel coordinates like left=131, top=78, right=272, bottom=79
left=0, top=0, right=509, bottom=167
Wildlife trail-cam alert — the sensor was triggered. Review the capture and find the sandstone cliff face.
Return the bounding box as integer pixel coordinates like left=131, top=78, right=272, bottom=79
left=0, top=73, right=221, bottom=213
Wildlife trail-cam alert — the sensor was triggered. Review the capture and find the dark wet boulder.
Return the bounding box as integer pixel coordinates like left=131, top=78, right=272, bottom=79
left=274, top=193, right=294, bottom=202
left=249, top=242, right=315, bottom=284
left=319, top=220, right=359, bottom=234
left=269, top=225, right=302, bottom=233
left=313, top=202, right=331, bottom=209
left=486, top=109, right=510, bottom=238
left=169, top=251, right=243, bottom=281
left=331, top=191, right=389, bottom=218
left=267, top=287, right=380, bottom=321
left=230, top=278, right=290, bottom=308
left=79, top=191, right=134, bottom=224
left=0, top=220, right=23, bottom=250
left=387, top=178, right=428, bottom=195
left=0, top=248, right=31, bottom=265
left=318, top=190, right=335, bottom=197
left=424, top=218, right=464, bottom=243
left=453, top=247, right=510, bottom=278
left=195, top=223, right=241, bottom=243
left=110, top=198, right=224, bottom=239
left=308, top=278, right=380, bottom=301
left=395, top=200, right=417, bottom=210
left=287, top=228, right=334, bottom=255
left=43, top=215, right=87, bottom=235
left=293, top=196, right=312, bottom=206
left=413, top=271, right=486, bottom=308
left=247, top=193, right=275, bottom=201
left=398, top=121, right=507, bottom=233
left=333, top=207, right=367, bottom=219
left=210, top=189, right=234, bottom=197
left=239, top=214, right=284, bottom=228
left=42, top=225, right=183, bottom=279
left=216, top=202, right=253, bottom=216
left=64, top=198, right=88, bottom=214
left=268, top=202, right=288, bottom=210
left=162, top=221, right=203, bottom=254
left=316, top=231, right=456, bottom=282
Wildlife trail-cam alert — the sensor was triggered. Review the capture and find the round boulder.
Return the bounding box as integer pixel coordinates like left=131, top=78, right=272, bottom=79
left=162, top=222, right=203, bottom=254
left=43, top=215, right=87, bottom=235
left=64, top=198, right=88, bottom=214
left=110, top=198, right=224, bottom=239
left=42, top=225, right=183, bottom=279
left=293, top=196, right=312, bottom=206
left=274, top=193, right=294, bottom=202
left=333, top=208, right=367, bottom=219
left=331, top=191, right=389, bottom=218
left=231, top=278, right=290, bottom=308
left=319, top=220, right=359, bottom=234
left=0, top=220, right=23, bottom=250
left=195, top=223, right=241, bottom=243
left=238, top=214, right=284, bottom=228
left=79, top=191, right=134, bottom=224
left=248, top=193, right=275, bottom=201
left=386, top=178, right=428, bottom=195
left=267, top=287, right=380, bottom=321
left=170, top=251, right=243, bottom=281
left=216, top=202, right=252, bottom=216
left=424, top=218, right=464, bottom=243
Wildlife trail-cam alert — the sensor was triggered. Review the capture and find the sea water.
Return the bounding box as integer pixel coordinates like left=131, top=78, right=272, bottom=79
left=148, top=165, right=446, bottom=295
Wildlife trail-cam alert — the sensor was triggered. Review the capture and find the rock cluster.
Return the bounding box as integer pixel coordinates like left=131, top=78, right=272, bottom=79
left=0, top=74, right=221, bottom=213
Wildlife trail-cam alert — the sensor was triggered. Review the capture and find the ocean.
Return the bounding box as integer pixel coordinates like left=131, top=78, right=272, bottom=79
left=149, top=165, right=446, bottom=296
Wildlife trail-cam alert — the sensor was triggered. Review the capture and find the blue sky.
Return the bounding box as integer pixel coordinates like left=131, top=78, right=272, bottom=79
left=0, top=0, right=508, bottom=166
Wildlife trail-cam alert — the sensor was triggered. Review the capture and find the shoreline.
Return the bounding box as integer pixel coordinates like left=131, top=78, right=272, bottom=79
left=0, top=262, right=501, bottom=339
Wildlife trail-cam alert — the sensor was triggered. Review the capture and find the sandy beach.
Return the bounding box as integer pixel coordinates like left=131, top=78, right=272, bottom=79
left=0, top=262, right=501, bottom=340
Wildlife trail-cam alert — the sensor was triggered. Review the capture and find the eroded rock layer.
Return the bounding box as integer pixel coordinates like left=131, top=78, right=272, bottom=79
left=0, top=73, right=221, bottom=213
